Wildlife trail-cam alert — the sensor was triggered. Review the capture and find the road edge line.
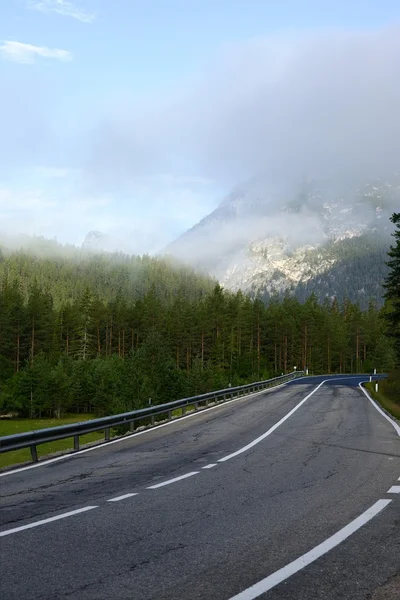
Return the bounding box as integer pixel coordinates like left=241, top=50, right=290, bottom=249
left=359, top=383, right=400, bottom=437
left=0, top=380, right=293, bottom=478
left=218, top=378, right=331, bottom=462
left=228, top=499, right=392, bottom=600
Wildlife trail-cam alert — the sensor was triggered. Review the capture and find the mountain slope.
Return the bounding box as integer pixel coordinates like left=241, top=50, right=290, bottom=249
left=167, top=175, right=399, bottom=307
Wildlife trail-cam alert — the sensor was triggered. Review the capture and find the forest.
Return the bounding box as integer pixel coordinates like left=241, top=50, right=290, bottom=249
left=259, top=232, right=391, bottom=308
left=0, top=235, right=396, bottom=420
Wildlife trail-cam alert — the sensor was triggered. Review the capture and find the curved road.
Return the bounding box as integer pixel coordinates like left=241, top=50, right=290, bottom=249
left=0, top=376, right=399, bottom=599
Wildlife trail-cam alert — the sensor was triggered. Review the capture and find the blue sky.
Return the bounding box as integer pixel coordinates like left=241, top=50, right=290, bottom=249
left=0, top=1, right=399, bottom=252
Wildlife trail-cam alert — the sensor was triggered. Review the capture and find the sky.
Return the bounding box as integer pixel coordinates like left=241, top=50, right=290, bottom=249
left=0, top=1, right=400, bottom=253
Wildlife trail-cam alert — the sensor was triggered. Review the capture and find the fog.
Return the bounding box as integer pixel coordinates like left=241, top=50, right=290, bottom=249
left=85, top=25, right=400, bottom=189
left=2, top=23, right=400, bottom=258
left=78, top=24, right=400, bottom=262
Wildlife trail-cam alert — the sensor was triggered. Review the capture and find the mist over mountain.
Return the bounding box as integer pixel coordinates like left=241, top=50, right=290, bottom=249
left=81, top=230, right=132, bottom=254
left=166, top=173, right=399, bottom=307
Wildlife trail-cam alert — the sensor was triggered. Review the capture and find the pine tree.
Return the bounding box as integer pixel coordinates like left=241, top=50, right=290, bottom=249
left=0, top=236, right=396, bottom=418
left=384, top=213, right=400, bottom=362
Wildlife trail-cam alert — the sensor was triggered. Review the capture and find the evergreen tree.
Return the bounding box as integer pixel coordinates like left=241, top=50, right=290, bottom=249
left=384, top=213, right=400, bottom=362
left=0, top=236, right=395, bottom=418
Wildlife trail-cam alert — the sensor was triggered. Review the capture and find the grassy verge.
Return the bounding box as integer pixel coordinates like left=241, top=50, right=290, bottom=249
left=364, top=383, right=400, bottom=420
left=0, top=385, right=274, bottom=469
left=0, top=415, right=104, bottom=469
left=172, top=404, right=196, bottom=417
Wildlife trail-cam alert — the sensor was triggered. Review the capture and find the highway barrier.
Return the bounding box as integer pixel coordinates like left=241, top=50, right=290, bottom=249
left=0, top=371, right=303, bottom=463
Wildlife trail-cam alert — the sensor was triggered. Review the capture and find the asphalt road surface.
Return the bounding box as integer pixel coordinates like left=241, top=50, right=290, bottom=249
left=0, top=375, right=399, bottom=600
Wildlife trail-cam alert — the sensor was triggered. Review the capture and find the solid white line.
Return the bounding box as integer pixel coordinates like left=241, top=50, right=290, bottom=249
left=0, top=381, right=292, bottom=478
left=202, top=464, right=217, bottom=469
left=0, top=454, right=71, bottom=477
left=219, top=380, right=328, bottom=462
left=147, top=471, right=199, bottom=489
left=387, top=486, right=400, bottom=494
left=358, top=383, right=400, bottom=437
left=0, top=506, right=98, bottom=538
left=107, top=493, right=138, bottom=502
left=228, top=499, right=392, bottom=600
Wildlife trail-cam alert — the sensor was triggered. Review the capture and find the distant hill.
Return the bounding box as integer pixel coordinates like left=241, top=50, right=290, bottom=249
left=0, top=236, right=214, bottom=308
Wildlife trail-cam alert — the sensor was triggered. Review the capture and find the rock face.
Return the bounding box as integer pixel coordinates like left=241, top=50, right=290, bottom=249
left=82, top=231, right=108, bottom=250
left=81, top=231, right=130, bottom=254
left=166, top=175, right=399, bottom=307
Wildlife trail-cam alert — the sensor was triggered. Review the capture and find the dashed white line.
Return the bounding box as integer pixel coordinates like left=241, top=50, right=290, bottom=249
left=0, top=506, right=98, bottom=538
left=387, top=486, right=400, bottom=494
left=107, top=493, right=138, bottom=502
left=202, top=464, right=217, bottom=469
left=147, top=471, right=199, bottom=489
left=228, top=499, right=392, bottom=600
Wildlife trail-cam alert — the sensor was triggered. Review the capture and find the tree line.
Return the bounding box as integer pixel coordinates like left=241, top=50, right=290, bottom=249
left=0, top=235, right=396, bottom=419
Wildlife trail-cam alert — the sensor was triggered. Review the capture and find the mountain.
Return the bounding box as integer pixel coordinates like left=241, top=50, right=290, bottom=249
left=81, top=230, right=131, bottom=254
left=166, top=175, right=399, bottom=308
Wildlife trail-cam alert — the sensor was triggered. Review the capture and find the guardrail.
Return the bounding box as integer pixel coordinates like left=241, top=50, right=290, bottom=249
left=0, top=371, right=303, bottom=463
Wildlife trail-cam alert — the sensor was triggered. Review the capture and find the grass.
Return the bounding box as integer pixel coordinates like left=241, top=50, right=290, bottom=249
left=364, top=382, right=400, bottom=420
left=0, top=387, right=267, bottom=470
left=172, top=404, right=197, bottom=417
left=0, top=415, right=104, bottom=469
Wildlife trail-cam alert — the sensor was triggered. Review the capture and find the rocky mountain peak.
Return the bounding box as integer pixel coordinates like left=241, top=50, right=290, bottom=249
left=166, top=174, right=399, bottom=307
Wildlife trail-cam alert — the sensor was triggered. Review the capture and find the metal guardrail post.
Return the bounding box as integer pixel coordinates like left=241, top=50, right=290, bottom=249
left=0, top=371, right=303, bottom=463
left=30, top=445, right=38, bottom=462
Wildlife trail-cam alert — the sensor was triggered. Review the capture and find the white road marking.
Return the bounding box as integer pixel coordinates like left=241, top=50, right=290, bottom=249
left=218, top=378, right=398, bottom=464
left=107, top=493, right=138, bottom=502
left=228, top=499, right=392, bottom=600
left=358, top=383, right=400, bottom=437
left=0, top=454, right=70, bottom=477
left=147, top=471, right=199, bottom=489
left=387, top=486, right=400, bottom=494
left=219, top=380, right=328, bottom=462
left=0, top=381, right=291, bottom=478
left=202, top=464, right=217, bottom=469
left=0, top=506, right=98, bottom=538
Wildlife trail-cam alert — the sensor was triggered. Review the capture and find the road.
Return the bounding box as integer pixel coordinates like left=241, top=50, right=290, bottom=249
left=0, top=376, right=399, bottom=600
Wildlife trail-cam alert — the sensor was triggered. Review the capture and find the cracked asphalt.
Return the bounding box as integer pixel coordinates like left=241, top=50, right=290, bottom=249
left=0, top=376, right=399, bottom=599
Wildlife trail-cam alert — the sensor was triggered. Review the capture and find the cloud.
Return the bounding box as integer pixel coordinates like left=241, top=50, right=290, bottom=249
left=0, top=187, right=56, bottom=211
left=77, top=171, right=218, bottom=253
left=0, top=40, right=72, bottom=64
left=28, top=0, right=95, bottom=23
left=33, top=167, right=78, bottom=179
left=0, top=184, right=112, bottom=245
left=2, top=23, right=400, bottom=256
left=83, top=24, right=400, bottom=189
left=176, top=26, right=400, bottom=183
left=0, top=166, right=216, bottom=254
left=0, top=169, right=217, bottom=255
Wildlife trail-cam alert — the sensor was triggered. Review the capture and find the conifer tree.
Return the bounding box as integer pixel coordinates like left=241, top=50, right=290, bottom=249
left=384, top=213, right=400, bottom=362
